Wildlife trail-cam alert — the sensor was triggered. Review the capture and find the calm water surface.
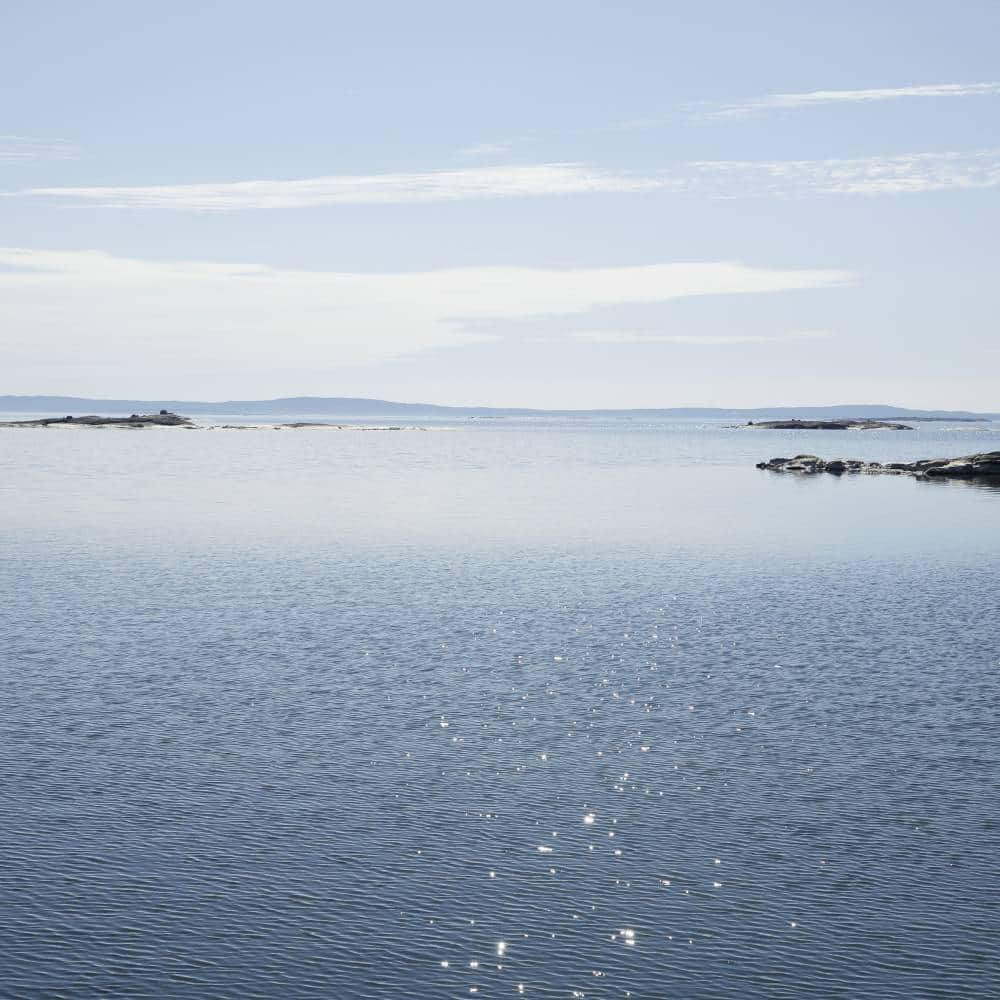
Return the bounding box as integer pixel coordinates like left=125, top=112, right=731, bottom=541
left=2, top=417, right=998, bottom=998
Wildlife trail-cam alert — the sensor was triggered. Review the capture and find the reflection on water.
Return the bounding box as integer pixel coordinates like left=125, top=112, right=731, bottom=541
left=916, top=474, right=1000, bottom=493
left=1, top=416, right=998, bottom=999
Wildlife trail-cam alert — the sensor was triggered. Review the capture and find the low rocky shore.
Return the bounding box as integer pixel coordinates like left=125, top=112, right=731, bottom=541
left=0, top=411, right=424, bottom=432
left=758, top=452, right=1000, bottom=479
left=0, top=411, right=193, bottom=428
left=745, top=418, right=912, bottom=430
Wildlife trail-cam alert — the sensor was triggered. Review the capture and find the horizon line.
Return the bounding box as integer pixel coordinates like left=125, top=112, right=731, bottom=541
left=0, top=393, right=994, bottom=418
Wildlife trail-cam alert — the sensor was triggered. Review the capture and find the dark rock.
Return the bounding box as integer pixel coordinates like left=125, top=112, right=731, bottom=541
left=0, top=411, right=193, bottom=429
left=745, top=419, right=912, bottom=431
left=926, top=463, right=974, bottom=477
left=923, top=453, right=1000, bottom=478
left=758, top=451, right=1000, bottom=482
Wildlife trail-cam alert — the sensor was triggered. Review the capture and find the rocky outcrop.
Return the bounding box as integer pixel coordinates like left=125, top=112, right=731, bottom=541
left=757, top=452, right=1000, bottom=478
left=918, top=453, right=1000, bottom=478
left=746, top=419, right=912, bottom=430
left=1, top=414, right=428, bottom=432
left=0, top=411, right=193, bottom=428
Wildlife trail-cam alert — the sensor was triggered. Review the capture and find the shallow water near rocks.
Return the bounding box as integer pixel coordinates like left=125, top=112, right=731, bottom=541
left=2, top=415, right=998, bottom=999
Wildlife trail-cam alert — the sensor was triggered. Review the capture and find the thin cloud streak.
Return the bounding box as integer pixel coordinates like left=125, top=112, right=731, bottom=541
left=575, top=330, right=834, bottom=345
left=0, top=134, right=81, bottom=163
left=690, top=150, right=1000, bottom=195
left=0, top=248, right=852, bottom=373
left=17, top=164, right=667, bottom=211
left=14, top=150, right=1000, bottom=210
left=459, top=141, right=516, bottom=157
left=472, top=80, right=1000, bottom=145
left=702, top=81, right=1000, bottom=119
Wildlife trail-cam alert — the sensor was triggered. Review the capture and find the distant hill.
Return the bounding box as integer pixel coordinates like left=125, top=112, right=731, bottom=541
left=0, top=395, right=462, bottom=417
left=0, top=395, right=995, bottom=421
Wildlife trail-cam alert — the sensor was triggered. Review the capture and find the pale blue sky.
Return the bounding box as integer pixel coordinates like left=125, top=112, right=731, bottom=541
left=2, top=0, right=998, bottom=407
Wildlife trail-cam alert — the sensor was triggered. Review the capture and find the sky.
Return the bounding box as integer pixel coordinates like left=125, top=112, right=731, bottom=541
left=2, top=0, right=999, bottom=409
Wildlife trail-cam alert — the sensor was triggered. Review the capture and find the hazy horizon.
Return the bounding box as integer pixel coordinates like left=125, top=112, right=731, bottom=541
left=1, top=391, right=996, bottom=418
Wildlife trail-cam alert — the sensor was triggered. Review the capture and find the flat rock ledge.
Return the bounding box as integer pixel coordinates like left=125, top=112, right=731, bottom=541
left=757, top=452, right=1000, bottom=479
left=745, top=419, right=912, bottom=430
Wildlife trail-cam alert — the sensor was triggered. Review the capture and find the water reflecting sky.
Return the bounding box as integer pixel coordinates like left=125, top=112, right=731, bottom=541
left=2, top=417, right=998, bottom=998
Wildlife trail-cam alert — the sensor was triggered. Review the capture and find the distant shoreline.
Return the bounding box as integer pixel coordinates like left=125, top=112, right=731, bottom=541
left=0, top=395, right=995, bottom=421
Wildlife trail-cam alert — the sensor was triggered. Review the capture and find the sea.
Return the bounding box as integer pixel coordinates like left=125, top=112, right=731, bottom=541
left=1, top=412, right=998, bottom=999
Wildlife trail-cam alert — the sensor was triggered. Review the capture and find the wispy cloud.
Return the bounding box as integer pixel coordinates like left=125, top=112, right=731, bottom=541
left=15, top=164, right=668, bottom=210
left=0, top=135, right=81, bottom=163
left=689, top=149, right=1000, bottom=195
left=574, top=330, right=834, bottom=345
left=0, top=249, right=850, bottom=373
left=470, top=80, right=1000, bottom=145
left=459, top=141, right=517, bottom=157
left=14, top=150, right=1000, bottom=210
left=700, top=81, right=1000, bottom=120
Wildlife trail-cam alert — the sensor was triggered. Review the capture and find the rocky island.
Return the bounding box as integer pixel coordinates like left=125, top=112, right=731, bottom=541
left=0, top=411, right=424, bottom=432
left=745, top=419, right=912, bottom=430
left=757, top=452, right=1000, bottom=479
left=0, top=410, right=193, bottom=428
